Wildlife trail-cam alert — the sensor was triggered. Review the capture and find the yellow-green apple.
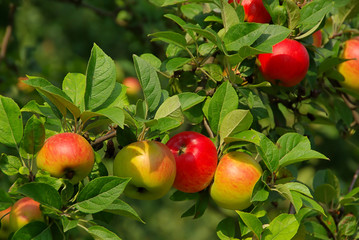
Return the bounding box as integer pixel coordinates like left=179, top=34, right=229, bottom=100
left=258, top=38, right=309, bottom=87
left=113, top=141, right=176, bottom=200
left=123, top=77, right=141, bottom=96
left=229, top=0, right=271, bottom=23
left=0, top=207, right=11, bottom=239
left=210, top=152, right=262, bottom=210
left=36, top=132, right=95, bottom=184
left=9, top=197, right=43, bottom=231
left=312, top=30, right=322, bottom=48
left=338, top=38, right=359, bottom=92
left=166, top=131, right=218, bottom=193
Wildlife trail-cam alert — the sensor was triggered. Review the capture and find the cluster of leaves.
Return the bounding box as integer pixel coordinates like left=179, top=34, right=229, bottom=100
left=1, top=0, right=359, bottom=239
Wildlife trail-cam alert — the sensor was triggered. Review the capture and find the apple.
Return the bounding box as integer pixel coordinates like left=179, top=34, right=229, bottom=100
left=113, top=141, right=176, bottom=200
left=312, top=30, right=322, bottom=48
left=258, top=38, right=309, bottom=87
left=9, top=197, right=43, bottom=232
left=17, top=77, right=34, bottom=93
left=229, top=0, right=271, bottom=23
left=166, top=131, right=218, bottom=193
left=36, top=132, right=95, bottom=184
left=123, top=77, right=141, bottom=96
left=210, top=152, right=262, bottom=210
left=0, top=207, right=11, bottom=239
left=338, top=38, right=359, bottom=93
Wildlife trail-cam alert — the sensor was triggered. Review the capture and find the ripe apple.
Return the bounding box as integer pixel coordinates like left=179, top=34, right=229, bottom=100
left=0, top=207, right=11, bottom=239
left=228, top=0, right=271, bottom=23
left=210, top=152, right=262, bottom=210
left=113, top=141, right=176, bottom=200
left=123, top=77, right=141, bottom=96
left=312, top=30, right=322, bottom=48
left=258, top=38, right=309, bottom=87
left=9, top=197, right=43, bottom=231
left=17, top=77, right=34, bottom=93
left=36, top=132, right=95, bottom=184
left=166, top=131, right=218, bottom=193
left=338, top=38, right=359, bottom=93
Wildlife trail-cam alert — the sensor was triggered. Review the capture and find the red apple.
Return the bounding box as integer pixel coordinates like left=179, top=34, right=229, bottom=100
left=166, top=131, right=218, bottom=193
left=36, top=133, right=95, bottom=184
left=338, top=38, right=359, bottom=93
left=229, top=0, right=271, bottom=23
left=0, top=207, right=11, bottom=239
left=123, top=77, right=141, bottom=96
left=9, top=197, right=43, bottom=231
left=312, top=30, right=322, bottom=48
left=113, top=141, right=176, bottom=200
left=210, top=152, right=262, bottom=210
left=258, top=38, right=309, bottom=87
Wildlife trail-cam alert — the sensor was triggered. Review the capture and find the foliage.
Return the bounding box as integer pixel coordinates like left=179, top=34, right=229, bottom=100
left=1, top=0, right=359, bottom=239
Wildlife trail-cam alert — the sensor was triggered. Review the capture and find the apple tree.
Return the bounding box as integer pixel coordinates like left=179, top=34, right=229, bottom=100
left=1, top=0, right=359, bottom=239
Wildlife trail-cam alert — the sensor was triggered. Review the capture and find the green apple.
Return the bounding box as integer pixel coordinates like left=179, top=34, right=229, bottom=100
left=0, top=207, right=11, bottom=239
left=113, top=141, right=176, bottom=200
left=36, top=132, right=95, bottom=184
left=9, top=197, right=44, bottom=232
left=210, top=152, right=262, bottom=210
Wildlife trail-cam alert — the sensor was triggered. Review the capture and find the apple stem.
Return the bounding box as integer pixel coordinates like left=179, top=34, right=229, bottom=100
left=65, top=169, right=75, bottom=180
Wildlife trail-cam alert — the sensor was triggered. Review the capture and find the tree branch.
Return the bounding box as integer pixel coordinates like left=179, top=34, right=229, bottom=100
left=349, top=167, right=359, bottom=192
left=0, top=3, right=16, bottom=65
left=203, top=117, right=214, bottom=139
left=91, top=129, right=117, bottom=147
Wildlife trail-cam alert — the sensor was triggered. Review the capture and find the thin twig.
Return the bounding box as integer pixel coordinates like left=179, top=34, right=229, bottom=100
left=91, top=129, right=117, bottom=147
left=349, top=167, right=359, bottom=192
left=340, top=93, right=359, bottom=127
left=0, top=3, right=16, bottom=65
left=203, top=117, right=214, bottom=139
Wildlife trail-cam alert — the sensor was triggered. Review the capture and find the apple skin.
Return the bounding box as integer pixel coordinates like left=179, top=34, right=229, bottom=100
left=9, top=197, right=44, bottom=232
left=312, top=30, right=322, bottom=48
left=113, top=141, right=176, bottom=200
left=229, top=0, right=271, bottom=23
left=258, top=38, right=309, bottom=87
left=338, top=38, right=359, bottom=92
left=210, top=152, right=262, bottom=210
left=166, top=131, right=218, bottom=193
left=123, top=77, right=141, bottom=96
left=0, top=207, right=11, bottom=239
left=36, top=132, right=95, bottom=184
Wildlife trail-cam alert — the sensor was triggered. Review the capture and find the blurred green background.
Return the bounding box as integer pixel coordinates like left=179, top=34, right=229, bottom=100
left=2, top=0, right=359, bottom=239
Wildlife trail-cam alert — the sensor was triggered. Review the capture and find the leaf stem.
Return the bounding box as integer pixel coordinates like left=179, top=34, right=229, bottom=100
left=349, top=167, right=359, bottom=192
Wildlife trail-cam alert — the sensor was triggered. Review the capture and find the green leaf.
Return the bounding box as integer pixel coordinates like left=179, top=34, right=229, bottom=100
left=277, top=133, right=329, bottom=168
left=22, top=115, right=45, bottom=154
left=256, top=135, right=280, bottom=173
left=298, top=0, right=333, bottom=32
left=169, top=190, right=199, bottom=201
left=150, top=117, right=182, bottom=133
left=224, top=129, right=264, bottom=145
left=85, top=43, right=116, bottom=110
left=24, top=77, right=81, bottom=119
left=61, top=216, right=79, bottom=232
left=223, top=23, right=266, bottom=51
left=262, top=214, right=299, bottom=240
left=285, top=182, right=313, bottom=198
left=219, top=109, right=253, bottom=145
left=165, top=57, right=192, bottom=72
left=35, top=171, right=63, bottom=191
left=0, top=95, right=23, bottom=147
left=149, top=31, right=187, bottom=49
left=252, top=25, right=291, bottom=52
left=314, top=184, right=337, bottom=204
left=0, top=154, right=22, bottom=176
left=251, top=179, right=270, bottom=202
left=201, top=64, right=223, bottom=82
left=221, top=1, right=240, bottom=33
left=313, top=169, right=340, bottom=198
left=104, top=199, right=144, bottom=223
left=208, top=82, right=238, bottom=135
left=181, top=3, right=203, bottom=19
left=116, top=126, right=137, bottom=148
left=94, top=82, right=129, bottom=110
left=177, top=92, right=205, bottom=111
left=300, top=194, right=325, bottom=216
left=133, top=55, right=162, bottom=112
left=237, top=211, right=263, bottom=239
left=140, top=53, right=162, bottom=70
left=338, top=214, right=357, bottom=237
left=88, top=225, right=121, bottom=240
left=216, top=217, right=237, bottom=240
left=75, top=176, right=130, bottom=214
left=0, top=190, right=13, bottom=210
left=11, top=221, right=52, bottom=240
left=80, top=107, right=125, bottom=128
left=62, top=73, right=86, bottom=110
left=154, top=95, right=183, bottom=121
left=285, top=0, right=300, bottom=30
left=18, top=182, right=62, bottom=209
